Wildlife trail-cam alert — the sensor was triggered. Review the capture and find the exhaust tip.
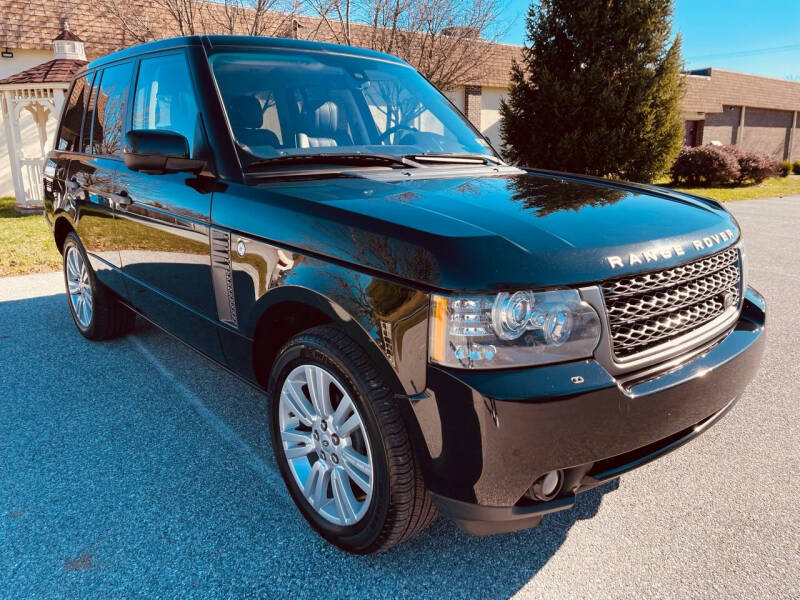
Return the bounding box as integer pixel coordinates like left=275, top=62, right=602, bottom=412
left=530, top=470, right=564, bottom=502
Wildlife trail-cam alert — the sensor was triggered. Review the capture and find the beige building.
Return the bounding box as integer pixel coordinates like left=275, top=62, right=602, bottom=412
left=682, top=68, right=800, bottom=161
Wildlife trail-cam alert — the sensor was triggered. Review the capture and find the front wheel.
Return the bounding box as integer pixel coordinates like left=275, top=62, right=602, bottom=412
left=62, top=232, right=136, bottom=340
left=267, top=325, right=436, bottom=554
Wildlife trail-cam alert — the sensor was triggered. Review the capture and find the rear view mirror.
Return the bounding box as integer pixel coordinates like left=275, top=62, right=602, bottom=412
left=123, top=130, right=205, bottom=174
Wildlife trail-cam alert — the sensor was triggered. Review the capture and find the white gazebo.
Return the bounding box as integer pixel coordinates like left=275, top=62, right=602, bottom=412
left=0, top=24, right=87, bottom=211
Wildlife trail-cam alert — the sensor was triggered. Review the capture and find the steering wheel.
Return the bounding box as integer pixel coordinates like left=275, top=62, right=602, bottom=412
left=377, top=124, right=419, bottom=144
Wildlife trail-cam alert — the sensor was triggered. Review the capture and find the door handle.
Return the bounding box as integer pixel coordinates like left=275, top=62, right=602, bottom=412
left=111, top=191, right=132, bottom=208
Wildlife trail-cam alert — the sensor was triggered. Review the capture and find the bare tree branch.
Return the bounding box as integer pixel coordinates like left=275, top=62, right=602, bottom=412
left=304, top=0, right=504, bottom=89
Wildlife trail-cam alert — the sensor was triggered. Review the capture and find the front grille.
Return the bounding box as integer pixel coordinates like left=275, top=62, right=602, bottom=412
left=601, top=247, right=740, bottom=359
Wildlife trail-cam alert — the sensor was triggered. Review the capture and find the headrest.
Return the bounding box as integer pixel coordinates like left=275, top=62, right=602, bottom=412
left=226, top=95, right=263, bottom=130
left=311, top=101, right=339, bottom=136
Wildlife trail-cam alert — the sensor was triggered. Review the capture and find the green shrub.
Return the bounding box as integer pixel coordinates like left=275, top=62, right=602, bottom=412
left=779, top=160, right=791, bottom=177
left=792, top=161, right=800, bottom=175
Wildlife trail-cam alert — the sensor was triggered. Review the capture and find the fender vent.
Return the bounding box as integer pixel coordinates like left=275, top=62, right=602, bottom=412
left=210, top=229, right=238, bottom=328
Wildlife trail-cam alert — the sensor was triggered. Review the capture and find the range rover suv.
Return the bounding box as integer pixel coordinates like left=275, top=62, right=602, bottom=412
left=43, top=35, right=766, bottom=554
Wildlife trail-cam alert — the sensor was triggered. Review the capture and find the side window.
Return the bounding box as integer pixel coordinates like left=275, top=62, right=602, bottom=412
left=56, top=74, right=89, bottom=151
left=132, top=53, right=200, bottom=155
left=91, top=62, right=133, bottom=156
left=81, top=72, right=99, bottom=154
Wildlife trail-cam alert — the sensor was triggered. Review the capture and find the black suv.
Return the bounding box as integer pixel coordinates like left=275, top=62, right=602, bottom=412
left=44, top=35, right=766, bottom=554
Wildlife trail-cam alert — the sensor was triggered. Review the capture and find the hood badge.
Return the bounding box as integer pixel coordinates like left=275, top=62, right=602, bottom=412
left=606, top=229, right=735, bottom=269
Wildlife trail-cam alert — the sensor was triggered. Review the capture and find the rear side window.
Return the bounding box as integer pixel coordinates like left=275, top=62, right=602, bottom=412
left=90, top=62, right=133, bottom=156
left=132, top=53, right=200, bottom=156
left=56, top=75, right=90, bottom=151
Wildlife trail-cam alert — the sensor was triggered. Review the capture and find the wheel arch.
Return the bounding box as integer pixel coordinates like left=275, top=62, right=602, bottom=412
left=53, top=215, right=76, bottom=255
left=248, top=285, right=407, bottom=399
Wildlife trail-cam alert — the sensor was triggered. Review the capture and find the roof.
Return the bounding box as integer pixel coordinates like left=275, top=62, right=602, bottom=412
left=682, top=68, right=800, bottom=113
left=89, top=35, right=409, bottom=70
left=0, top=58, right=87, bottom=85
left=1, top=0, right=520, bottom=88
left=54, top=29, right=83, bottom=42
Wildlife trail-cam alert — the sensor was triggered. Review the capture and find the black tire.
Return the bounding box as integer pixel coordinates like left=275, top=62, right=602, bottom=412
left=267, top=324, right=437, bottom=554
left=62, top=232, right=136, bottom=341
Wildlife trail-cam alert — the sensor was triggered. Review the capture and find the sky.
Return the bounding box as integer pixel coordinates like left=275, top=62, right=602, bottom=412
left=498, top=0, right=800, bottom=80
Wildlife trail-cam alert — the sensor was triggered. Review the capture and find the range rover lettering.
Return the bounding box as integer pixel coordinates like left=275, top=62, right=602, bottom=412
left=43, top=36, right=766, bottom=554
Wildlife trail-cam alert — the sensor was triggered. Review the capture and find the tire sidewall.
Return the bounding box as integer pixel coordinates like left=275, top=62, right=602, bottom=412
left=62, top=233, right=99, bottom=338
left=268, top=335, right=392, bottom=553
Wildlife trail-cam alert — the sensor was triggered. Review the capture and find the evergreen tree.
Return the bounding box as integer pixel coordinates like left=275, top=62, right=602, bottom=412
left=500, top=0, right=684, bottom=182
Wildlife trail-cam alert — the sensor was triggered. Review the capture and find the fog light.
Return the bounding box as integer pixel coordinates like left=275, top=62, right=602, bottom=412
left=529, top=469, right=564, bottom=501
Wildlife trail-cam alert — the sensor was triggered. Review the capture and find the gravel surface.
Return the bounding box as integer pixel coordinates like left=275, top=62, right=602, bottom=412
left=0, top=196, right=798, bottom=599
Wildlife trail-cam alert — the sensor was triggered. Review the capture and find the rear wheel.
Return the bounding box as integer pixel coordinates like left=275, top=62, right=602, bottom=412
left=267, top=324, right=436, bottom=554
left=62, top=232, right=136, bottom=340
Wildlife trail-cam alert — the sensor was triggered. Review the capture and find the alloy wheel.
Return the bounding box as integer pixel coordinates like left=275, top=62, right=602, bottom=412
left=278, top=364, right=374, bottom=526
left=65, top=246, right=93, bottom=329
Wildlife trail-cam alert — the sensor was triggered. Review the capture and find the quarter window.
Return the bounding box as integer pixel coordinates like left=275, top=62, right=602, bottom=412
left=56, top=74, right=90, bottom=151
left=81, top=72, right=99, bottom=154
left=90, top=62, right=133, bottom=156
left=132, top=53, right=200, bottom=155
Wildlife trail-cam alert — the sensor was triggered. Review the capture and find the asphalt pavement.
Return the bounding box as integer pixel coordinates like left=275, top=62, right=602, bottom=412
left=1, top=196, right=798, bottom=599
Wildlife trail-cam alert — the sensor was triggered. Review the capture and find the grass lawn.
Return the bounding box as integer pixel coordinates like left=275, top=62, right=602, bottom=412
left=657, top=175, right=800, bottom=203
left=0, top=197, right=61, bottom=277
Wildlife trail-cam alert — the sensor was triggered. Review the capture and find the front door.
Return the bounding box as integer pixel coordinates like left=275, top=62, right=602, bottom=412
left=116, top=51, right=222, bottom=360
left=684, top=120, right=699, bottom=147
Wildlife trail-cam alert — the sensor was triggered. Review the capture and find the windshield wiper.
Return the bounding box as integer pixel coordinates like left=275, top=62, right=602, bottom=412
left=407, top=153, right=504, bottom=166
left=245, top=153, right=421, bottom=171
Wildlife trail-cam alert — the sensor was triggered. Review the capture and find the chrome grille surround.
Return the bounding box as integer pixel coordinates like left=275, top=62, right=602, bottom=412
left=601, top=246, right=741, bottom=360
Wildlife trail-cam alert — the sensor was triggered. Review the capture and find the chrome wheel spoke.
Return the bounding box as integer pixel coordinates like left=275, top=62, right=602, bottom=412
left=331, top=468, right=358, bottom=524
left=282, top=382, right=314, bottom=426
left=303, top=461, right=330, bottom=508
left=340, top=447, right=371, bottom=493
left=67, top=279, right=81, bottom=295
left=304, top=365, right=332, bottom=418
left=338, top=412, right=362, bottom=437
left=332, top=393, right=354, bottom=429
left=281, top=428, right=313, bottom=451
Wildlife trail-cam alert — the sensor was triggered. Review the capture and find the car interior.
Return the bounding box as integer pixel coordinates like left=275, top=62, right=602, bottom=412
left=210, top=52, right=484, bottom=163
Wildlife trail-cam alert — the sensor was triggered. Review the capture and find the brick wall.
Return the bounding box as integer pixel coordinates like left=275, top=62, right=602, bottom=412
left=464, top=85, right=482, bottom=128
left=742, top=108, right=794, bottom=158
left=793, top=116, right=800, bottom=162
left=702, top=105, right=740, bottom=145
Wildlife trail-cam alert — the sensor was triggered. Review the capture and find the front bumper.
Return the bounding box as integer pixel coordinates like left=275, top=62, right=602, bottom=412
left=406, top=287, right=766, bottom=535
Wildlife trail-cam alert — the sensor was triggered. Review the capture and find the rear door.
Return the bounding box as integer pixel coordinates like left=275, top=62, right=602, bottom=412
left=68, top=61, right=134, bottom=296
left=115, top=51, right=222, bottom=359
left=45, top=74, right=89, bottom=225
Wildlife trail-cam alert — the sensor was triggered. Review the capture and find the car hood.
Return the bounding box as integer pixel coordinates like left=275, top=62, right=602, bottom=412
left=227, top=167, right=740, bottom=291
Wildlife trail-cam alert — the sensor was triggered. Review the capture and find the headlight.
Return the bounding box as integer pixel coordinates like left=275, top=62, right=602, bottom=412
left=429, top=289, right=602, bottom=369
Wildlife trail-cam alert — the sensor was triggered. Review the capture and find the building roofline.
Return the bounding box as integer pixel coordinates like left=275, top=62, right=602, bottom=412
left=703, top=66, right=800, bottom=85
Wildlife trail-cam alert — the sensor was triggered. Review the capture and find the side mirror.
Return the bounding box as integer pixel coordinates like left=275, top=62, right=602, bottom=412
left=123, top=130, right=205, bottom=174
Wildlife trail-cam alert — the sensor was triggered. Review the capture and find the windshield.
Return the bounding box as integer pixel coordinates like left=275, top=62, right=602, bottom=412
left=208, top=49, right=494, bottom=168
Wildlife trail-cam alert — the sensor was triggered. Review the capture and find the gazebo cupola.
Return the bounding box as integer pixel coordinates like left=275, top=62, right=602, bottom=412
left=0, top=20, right=87, bottom=210
left=52, top=21, right=87, bottom=61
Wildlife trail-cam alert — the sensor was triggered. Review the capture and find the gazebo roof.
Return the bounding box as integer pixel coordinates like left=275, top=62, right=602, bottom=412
left=0, top=58, right=87, bottom=86
left=54, top=29, right=84, bottom=42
